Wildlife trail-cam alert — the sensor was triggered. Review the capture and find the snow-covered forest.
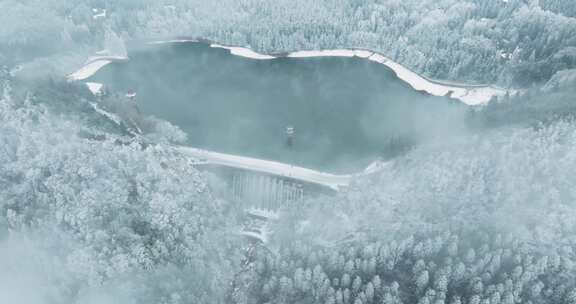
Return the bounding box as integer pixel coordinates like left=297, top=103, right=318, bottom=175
left=1, top=0, right=576, bottom=303
left=2, top=0, right=576, bottom=85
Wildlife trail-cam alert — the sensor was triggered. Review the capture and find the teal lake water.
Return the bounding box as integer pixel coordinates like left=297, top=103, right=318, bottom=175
left=89, top=42, right=467, bottom=173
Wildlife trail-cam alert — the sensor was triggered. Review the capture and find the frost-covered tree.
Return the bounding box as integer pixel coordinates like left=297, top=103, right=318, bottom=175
left=4, top=0, right=576, bottom=86
left=0, top=79, right=243, bottom=303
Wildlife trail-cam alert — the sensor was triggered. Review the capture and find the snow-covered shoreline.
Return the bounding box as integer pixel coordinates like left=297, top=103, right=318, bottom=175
left=66, top=39, right=510, bottom=183
left=147, top=38, right=199, bottom=45
left=207, top=43, right=509, bottom=105
left=70, top=39, right=510, bottom=105
left=67, top=55, right=128, bottom=81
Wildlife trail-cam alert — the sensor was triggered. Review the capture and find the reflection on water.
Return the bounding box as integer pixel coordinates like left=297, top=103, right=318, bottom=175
left=90, top=42, right=467, bottom=173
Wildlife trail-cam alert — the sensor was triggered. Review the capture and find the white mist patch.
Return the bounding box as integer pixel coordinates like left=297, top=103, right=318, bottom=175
left=0, top=235, right=61, bottom=304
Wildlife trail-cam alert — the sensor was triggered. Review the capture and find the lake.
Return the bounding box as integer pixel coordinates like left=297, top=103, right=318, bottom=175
left=89, top=42, right=467, bottom=173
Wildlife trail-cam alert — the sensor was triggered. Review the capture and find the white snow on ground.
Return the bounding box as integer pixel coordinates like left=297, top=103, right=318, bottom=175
left=353, top=50, right=374, bottom=58
left=179, top=146, right=352, bottom=191
left=88, top=102, right=123, bottom=126
left=68, top=60, right=111, bottom=81
left=85, top=55, right=128, bottom=64
left=92, top=9, right=106, bottom=20
left=238, top=229, right=270, bottom=243
left=363, top=159, right=388, bottom=175
left=452, top=86, right=508, bottom=105
left=148, top=39, right=199, bottom=45
left=210, top=44, right=277, bottom=60
left=85, top=82, right=103, bottom=95
left=367, top=53, right=508, bottom=105
left=67, top=55, right=128, bottom=81
left=288, top=49, right=374, bottom=59
left=288, top=49, right=355, bottom=58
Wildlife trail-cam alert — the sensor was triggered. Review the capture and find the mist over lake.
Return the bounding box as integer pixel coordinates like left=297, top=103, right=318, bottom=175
left=90, top=42, right=466, bottom=173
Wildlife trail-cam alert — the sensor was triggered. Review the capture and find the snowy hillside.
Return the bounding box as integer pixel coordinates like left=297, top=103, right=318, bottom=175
left=1, top=0, right=576, bottom=303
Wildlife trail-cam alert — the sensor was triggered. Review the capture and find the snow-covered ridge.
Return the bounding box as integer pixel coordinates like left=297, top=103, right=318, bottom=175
left=207, top=43, right=509, bottom=105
